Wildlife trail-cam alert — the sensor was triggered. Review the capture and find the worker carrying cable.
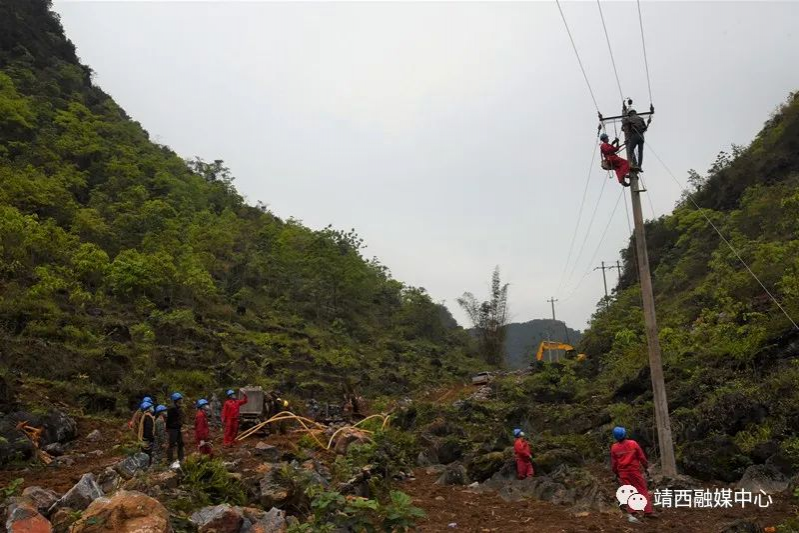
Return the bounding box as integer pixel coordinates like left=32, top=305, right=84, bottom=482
left=128, top=396, right=152, bottom=433
left=195, top=399, right=213, bottom=456
left=138, top=400, right=156, bottom=465
left=611, top=426, right=653, bottom=517
left=621, top=105, right=648, bottom=171
left=600, top=133, right=630, bottom=187
left=152, top=404, right=168, bottom=466
left=513, top=428, right=534, bottom=480
left=221, top=388, right=248, bottom=447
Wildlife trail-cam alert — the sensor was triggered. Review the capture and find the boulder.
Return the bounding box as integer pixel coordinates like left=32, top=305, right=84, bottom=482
left=750, top=440, right=780, bottom=464
left=253, top=442, right=282, bottom=462
left=533, top=448, right=584, bottom=475
left=435, top=464, right=468, bottom=486
left=86, top=430, right=102, bottom=442
left=190, top=504, right=243, bottom=533
left=49, top=508, right=78, bottom=533
left=248, top=508, right=287, bottom=533
left=466, top=451, right=509, bottom=483
left=4, top=410, right=77, bottom=447
left=97, top=468, right=122, bottom=495
left=0, top=417, right=35, bottom=466
left=416, top=450, right=438, bottom=467
left=43, top=443, right=65, bottom=457
left=736, top=464, right=789, bottom=494
left=766, top=449, right=797, bottom=477
left=436, top=438, right=464, bottom=465
left=332, top=428, right=370, bottom=455
left=5, top=501, right=52, bottom=533
left=21, top=486, right=59, bottom=516
left=70, top=491, right=171, bottom=533
left=49, top=473, right=103, bottom=513
left=259, top=471, right=291, bottom=509
left=115, top=453, right=150, bottom=479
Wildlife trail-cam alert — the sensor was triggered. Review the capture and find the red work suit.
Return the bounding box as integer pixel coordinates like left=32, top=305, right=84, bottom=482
left=513, top=437, right=534, bottom=479
left=611, top=438, right=653, bottom=514
left=195, top=409, right=212, bottom=456
left=600, top=141, right=630, bottom=184
left=221, top=394, right=248, bottom=446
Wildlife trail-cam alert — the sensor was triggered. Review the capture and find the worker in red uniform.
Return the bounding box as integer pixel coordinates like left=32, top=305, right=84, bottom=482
left=611, top=426, right=653, bottom=515
left=513, top=428, right=534, bottom=479
left=221, top=388, right=248, bottom=447
left=195, top=399, right=213, bottom=456
left=600, top=133, right=631, bottom=187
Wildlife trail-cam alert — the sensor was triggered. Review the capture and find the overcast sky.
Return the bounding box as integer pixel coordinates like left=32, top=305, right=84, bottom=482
left=53, top=1, right=799, bottom=330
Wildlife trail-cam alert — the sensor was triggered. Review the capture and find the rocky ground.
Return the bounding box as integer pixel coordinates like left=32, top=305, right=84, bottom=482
left=2, top=399, right=799, bottom=532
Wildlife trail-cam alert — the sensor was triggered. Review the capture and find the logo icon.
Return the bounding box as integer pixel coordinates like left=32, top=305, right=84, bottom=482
left=616, top=484, right=648, bottom=511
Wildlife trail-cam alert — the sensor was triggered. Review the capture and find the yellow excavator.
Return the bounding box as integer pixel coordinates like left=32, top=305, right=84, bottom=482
left=534, top=341, right=587, bottom=362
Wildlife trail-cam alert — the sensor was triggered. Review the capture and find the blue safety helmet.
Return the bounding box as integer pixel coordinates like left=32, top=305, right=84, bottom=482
left=171, top=392, right=183, bottom=402
left=226, top=389, right=236, bottom=398
left=513, top=428, right=522, bottom=438
left=155, top=404, right=168, bottom=414
left=140, top=400, right=154, bottom=410
left=197, top=398, right=209, bottom=408
left=600, top=133, right=609, bottom=142
left=142, top=396, right=153, bottom=403
left=613, top=426, right=627, bottom=441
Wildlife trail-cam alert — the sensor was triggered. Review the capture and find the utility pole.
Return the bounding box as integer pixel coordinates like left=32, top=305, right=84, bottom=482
left=614, top=260, right=623, bottom=282
left=594, top=261, right=611, bottom=304
left=629, top=172, right=677, bottom=476
left=546, top=297, right=558, bottom=362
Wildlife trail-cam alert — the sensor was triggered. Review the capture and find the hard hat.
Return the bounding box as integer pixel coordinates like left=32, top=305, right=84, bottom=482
left=226, top=389, right=236, bottom=397
left=600, top=133, right=609, bottom=141
left=140, top=400, right=154, bottom=410
left=155, top=404, right=168, bottom=414
left=613, top=426, right=627, bottom=441
left=196, top=399, right=209, bottom=408
left=171, top=392, right=183, bottom=402
left=513, top=428, right=522, bottom=438
left=282, top=399, right=289, bottom=407
left=142, top=396, right=153, bottom=403
left=627, top=108, right=637, bottom=115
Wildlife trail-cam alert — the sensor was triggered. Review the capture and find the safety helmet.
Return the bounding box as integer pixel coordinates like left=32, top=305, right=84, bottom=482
left=141, top=400, right=154, bottom=411
left=226, top=389, right=236, bottom=397
left=142, top=396, right=153, bottom=403
left=513, top=428, right=522, bottom=438
left=627, top=108, right=637, bottom=115
left=613, top=426, right=627, bottom=441
left=197, top=399, right=209, bottom=408
left=599, top=133, right=609, bottom=142
left=171, top=392, right=183, bottom=402
left=155, top=404, right=168, bottom=414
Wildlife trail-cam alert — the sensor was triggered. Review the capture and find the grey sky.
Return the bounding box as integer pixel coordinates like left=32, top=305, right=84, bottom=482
left=53, top=1, right=799, bottom=330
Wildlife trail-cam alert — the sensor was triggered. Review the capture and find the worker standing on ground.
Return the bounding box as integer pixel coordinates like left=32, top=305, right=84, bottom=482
left=221, top=388, right=248, bottom=447
left=128, top=396, right=152, bottom=432
left=166, top=392, right=185, bottom=464
left=138, top=400, right=156, bottom=465
left=513, top=428, right=534, bottom=479
left=600, top=133, right=630, bottom=186
left=611, top=426, right=653, bottom=517
left=621, top=108, right=647, bottom=171
left=152, top=404, right=168, bottom=467
left=195, top=399, right=213, bottom=456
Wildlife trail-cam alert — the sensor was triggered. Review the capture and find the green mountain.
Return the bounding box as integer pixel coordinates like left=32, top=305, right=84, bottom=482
left=503, top=319, right=582, bottom=369
left=0, top=0, right=478, bottom=411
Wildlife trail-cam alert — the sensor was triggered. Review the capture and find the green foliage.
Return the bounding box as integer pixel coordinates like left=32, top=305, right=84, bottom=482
left=1, top=478, right=24, bottom=499
left=0, top=0, right=477, bottom=402
left=180, top=456, right=246, bottom=507
left=289, top=487, right=424, bottom=533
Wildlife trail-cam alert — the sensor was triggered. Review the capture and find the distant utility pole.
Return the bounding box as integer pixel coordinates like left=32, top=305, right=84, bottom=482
left=629, top=172, right=677, bottom=476
left=593, top=261, right=612, bottom=304
left=547, top=297, right=558, bottom=321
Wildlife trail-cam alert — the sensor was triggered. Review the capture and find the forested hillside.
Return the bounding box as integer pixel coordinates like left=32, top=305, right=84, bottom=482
left=0, top=0, right=478, bottom=411
left=503, top=319, right=582, bottom=369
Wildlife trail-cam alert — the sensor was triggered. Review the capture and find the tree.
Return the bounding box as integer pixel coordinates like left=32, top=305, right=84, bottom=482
left=457, top=267, right=509, bottom=366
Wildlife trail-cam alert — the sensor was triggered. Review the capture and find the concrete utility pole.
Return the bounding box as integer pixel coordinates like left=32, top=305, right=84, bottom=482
left=594, top=261, right=611, bottom=303
left=547, top=297, right=558, bottom=321
left=629, top=172, right=677, bottom=476
left=545, top=297, right=559, bottom=362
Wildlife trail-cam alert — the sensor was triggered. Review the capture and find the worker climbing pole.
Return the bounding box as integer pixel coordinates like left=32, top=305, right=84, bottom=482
left=555, top=0, right=678, bottom=476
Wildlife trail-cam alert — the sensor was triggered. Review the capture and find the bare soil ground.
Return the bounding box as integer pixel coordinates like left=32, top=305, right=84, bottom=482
left=403, top=468, right=796, bottom=533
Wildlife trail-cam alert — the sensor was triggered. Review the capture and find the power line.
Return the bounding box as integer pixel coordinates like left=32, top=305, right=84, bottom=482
left=646, top=142, right=799, bottom=330
left=562, top=188, right=625, bottom=302
left=596, top=0, right=624, bottom=102
left=555, top=0, right=600, bottom=112
left=557, top=140, right=600, bottom=295
left=565, top=170, right=608, bottom=290
left=636, top=0, right=654, bottom=104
